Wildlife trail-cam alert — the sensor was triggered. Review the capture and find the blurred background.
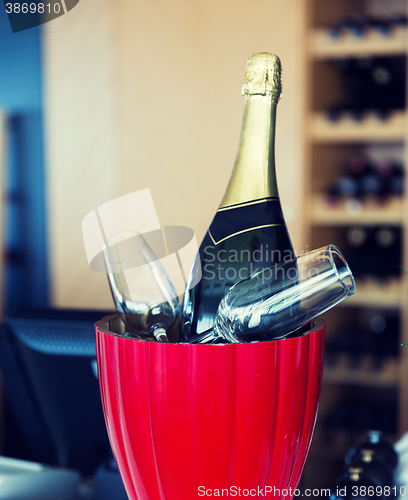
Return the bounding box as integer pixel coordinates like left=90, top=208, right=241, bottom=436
left=0, top=0, right=408, bottom=496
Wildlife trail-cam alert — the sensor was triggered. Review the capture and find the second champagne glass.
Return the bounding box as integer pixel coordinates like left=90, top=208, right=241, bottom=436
left=188, top=245, right=355, bottom=343
left=103, top=230, right=180, bottom=342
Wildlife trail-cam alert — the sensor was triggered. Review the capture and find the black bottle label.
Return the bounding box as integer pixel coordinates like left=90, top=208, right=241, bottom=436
left=181, top=197, right=293, bottom=337
left=209, top=197, right=286, bottom=245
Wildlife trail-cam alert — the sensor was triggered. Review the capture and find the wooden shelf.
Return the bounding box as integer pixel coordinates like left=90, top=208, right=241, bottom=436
left=340, top=278, right=402, bottom=309
left=311, top=111, right=406, bottom=143
left=310, top=194, right=403, bottom=226
left=302, top=0, right=408, bottom=486
left=324, top=358, right=398, bottom=388
left=310, top=26, right=408, bottom=59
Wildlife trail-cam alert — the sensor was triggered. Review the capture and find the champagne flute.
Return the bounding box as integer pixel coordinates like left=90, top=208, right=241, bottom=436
left=188, top=245, right=355, bottom=344
left=103, top=230, right=180, bottom=342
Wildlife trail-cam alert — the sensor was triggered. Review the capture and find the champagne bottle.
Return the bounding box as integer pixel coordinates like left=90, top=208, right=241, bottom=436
left=180, top=53, right=294, bottom=340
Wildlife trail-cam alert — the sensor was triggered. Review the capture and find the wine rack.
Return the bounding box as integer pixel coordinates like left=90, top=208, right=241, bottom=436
left=301, top=0, right=408, bottom=488
left=311, top=111, right=407, bottom=142
left=311, top=28, right=407, bottom=59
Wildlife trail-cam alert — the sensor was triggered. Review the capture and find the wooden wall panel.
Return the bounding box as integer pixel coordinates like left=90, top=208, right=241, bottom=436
left=113, top=0, right=306, bottom=251
left=43, top=0, right=119, bottom=309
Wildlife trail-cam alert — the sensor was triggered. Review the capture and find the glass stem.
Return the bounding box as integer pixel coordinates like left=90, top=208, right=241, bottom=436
left=186, top=327, right=220, bottom=344
left=152, top=326, right=170, bottom=343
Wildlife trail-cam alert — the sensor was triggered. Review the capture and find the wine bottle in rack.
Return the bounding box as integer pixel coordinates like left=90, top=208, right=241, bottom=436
left=327, top=15, right=368, bottom=39
left=180, top=53, right=294, bottom=340
left=330, top=462, right=393, bottom=500
left=327, top=14, right=407, bottom=40
left=344, top=226, right=370, bottom=278
left=384, top=162, right=404, bottom=197
left=329, top=431, right=398, bottom=500
left=374, top=226, right=401, bottom=279
left=346, top=430, right=398, bottom=471
left=327, top=176, right=360, bottom=201
left=327, top=56, right=406, bottom=121
left=348, top=156, right=370, bottom=180
left=389, top=14, right=408, bottom=29
left=343, top=15, right=368, bottom=37
left=370, top=57, right=406, bottom=119
left=371, top=14, right=407, bottom=36
left=360, top=165, right=383, bottom=198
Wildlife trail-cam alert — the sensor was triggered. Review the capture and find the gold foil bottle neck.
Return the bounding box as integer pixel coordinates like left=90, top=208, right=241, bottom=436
left=242, top=53, right=282, bottom=101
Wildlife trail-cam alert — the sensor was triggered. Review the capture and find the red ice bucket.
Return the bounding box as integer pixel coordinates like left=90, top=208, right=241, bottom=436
left=95, top=315, right=325, bottom=500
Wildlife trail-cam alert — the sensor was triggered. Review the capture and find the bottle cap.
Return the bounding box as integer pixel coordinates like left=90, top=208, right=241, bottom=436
left=242, top=53, right=282, bottom=100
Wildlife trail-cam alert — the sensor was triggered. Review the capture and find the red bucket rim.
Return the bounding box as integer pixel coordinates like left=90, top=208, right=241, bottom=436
left=95, top=313, right=325, bottom=346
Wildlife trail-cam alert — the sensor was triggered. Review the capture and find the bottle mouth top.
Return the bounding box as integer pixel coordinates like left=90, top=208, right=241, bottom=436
left=242, top=53, right=282, bottom=100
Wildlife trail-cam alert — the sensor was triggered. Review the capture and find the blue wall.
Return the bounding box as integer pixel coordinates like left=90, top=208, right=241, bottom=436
left=0, top=3, right=49, bottom=312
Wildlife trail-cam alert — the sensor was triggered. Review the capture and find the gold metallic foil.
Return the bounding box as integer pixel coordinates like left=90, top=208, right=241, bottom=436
left=219, top=53, right=281, bottom=209
left=242, top=53, right=282, bottom=101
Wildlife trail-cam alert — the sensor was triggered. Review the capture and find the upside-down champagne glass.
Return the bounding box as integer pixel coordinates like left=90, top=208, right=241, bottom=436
left=188, top=244, right=355, bottom=344
left=103, top=230, right=180, bottom=342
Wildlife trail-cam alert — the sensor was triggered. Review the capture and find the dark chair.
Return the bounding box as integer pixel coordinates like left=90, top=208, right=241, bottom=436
left=0, top=308, right=128, bottom=499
